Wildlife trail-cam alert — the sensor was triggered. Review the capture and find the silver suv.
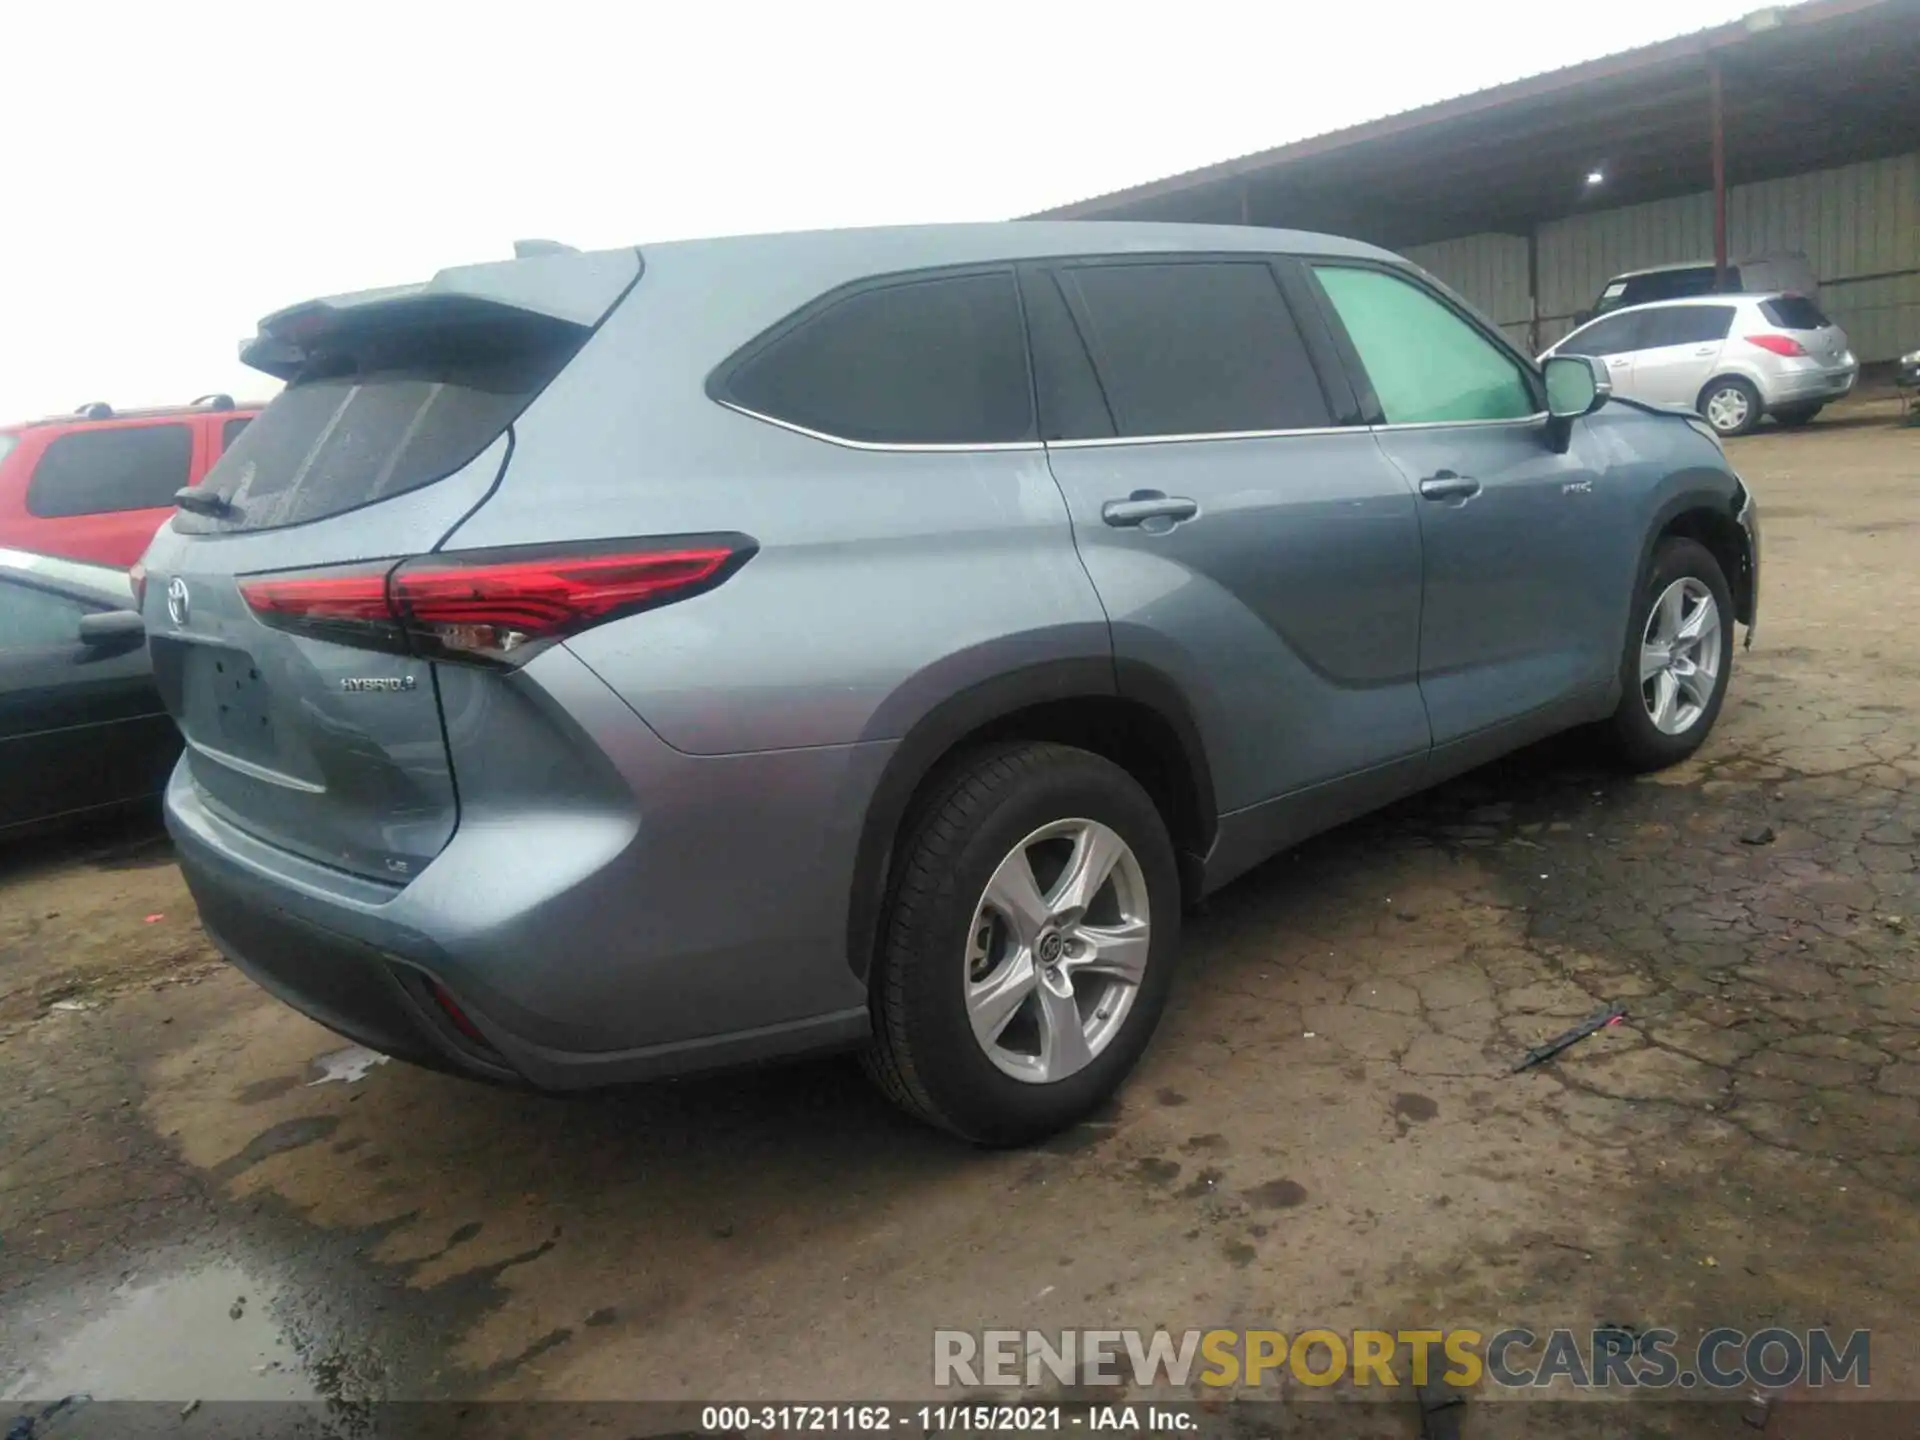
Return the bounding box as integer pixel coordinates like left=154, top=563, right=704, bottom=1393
left=1545, top=293, right=1856, bottom=436
left=141, top=224, right=1759, bottom=1144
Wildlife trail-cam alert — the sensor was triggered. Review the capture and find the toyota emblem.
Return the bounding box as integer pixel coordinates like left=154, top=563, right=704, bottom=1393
left=165, top=576, right=190, bottom=628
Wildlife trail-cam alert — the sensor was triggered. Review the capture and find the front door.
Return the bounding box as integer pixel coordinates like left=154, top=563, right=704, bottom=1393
left=1024, top=256, right=1430, bottom=818
left=1309, top=263, right=1617, bottom=754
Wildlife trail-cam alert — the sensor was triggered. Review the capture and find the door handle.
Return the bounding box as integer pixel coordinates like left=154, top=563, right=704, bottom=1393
left=1418, top=471, right=1482, bottom=502
left=1608, top=358, right=1631, bottom=368
left=1102, top=491, right=1199, bottom=528
left=1693, top=346, right=1717, bottom=356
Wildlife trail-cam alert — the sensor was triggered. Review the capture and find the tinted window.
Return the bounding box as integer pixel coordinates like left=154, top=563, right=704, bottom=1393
left=178, top=313, right=584, bottom=535
left=1624, top=268, right=1723, bottom=307
left=1643, top=306, right=1735, bottom=347
left=1050, top=261, right=1330, bottom=437
left=24, top=424, right=192, bottom=518
left=1761, top=296, right=1830, bottom=330
left=1020, top=270, right=1115, bottom=441
left=221, top=416, right=252, bottom=451
left=1315, top=266, right=1535, bottom=424
left=0, top=577, right=91, bottom=650
left=725, top=272, right=1032, bottom=445
left=1558, top=313, right=1644, bottom=357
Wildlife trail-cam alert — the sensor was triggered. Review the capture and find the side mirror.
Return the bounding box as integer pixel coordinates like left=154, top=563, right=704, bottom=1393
left=78, top=609, right=147, bottom=649
left=1545, top=354, right=1611, bottom=419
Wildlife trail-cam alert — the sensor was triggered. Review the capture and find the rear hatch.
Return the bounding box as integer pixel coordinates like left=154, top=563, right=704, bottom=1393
left=142, top=249, right=641, bottom=882
left=1758, top=295, right=1850, bottom=366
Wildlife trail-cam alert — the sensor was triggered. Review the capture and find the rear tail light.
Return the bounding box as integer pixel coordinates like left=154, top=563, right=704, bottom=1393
left=237, top=535, right=755, bottom=667
left=1745, top=334, right=1807, bottom=357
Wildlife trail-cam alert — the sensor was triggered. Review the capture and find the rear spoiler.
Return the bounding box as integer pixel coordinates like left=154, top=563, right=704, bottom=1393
left=240, top=246, right=643, bottom=380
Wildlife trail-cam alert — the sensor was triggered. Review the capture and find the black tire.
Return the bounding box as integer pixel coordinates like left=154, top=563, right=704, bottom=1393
left=861, top=741, right=1181, bottom=1146
left=1772, top=403, right=1823, bottom=428
left=1697, top=375, right=1762, bottom=437
left=1604, top=538, right=1736, bottom=772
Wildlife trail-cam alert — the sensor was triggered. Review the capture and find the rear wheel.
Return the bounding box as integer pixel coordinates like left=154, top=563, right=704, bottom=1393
left=1772, top=403, right=1823, bottom=428
left=1698, top=376, right=1762, bottom=437
left=1604, top=538, right=1735, bottom=772
left=862, top=742, right=1180, bottom=1146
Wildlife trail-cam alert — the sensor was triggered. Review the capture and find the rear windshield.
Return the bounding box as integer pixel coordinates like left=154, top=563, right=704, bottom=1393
left=176, top=312, right=584, bottom=534
left=1760, top=296, right=1830, bottom=330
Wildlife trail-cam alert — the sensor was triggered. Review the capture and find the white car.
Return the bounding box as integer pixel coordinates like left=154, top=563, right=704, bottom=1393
left=1543, top=294, right=1857, bottom=437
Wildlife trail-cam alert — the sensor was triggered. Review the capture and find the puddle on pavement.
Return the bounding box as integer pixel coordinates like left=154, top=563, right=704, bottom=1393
left=1, top=1258, right=317, bottom=1402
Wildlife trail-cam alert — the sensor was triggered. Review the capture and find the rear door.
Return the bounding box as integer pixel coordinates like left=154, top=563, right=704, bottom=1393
left=1309, top=262, right=1617, bottom=755
left=138, top=250, right=640, bottom=882
left=1628, top=304, right=1736, bottom=409
left=1030, top=255, right=1429, bottom=816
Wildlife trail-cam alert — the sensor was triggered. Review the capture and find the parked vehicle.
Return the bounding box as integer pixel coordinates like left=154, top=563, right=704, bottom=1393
left=1899, top=344, right=1920, bottom=419
left=1543, top=294, right=1856, bottom=436
left=0, top=397, right=262, bottom=568
left=142, top=225, right=1758, bottom=1144
left=1586, top=254, right=1819, bottom=320
left=0, top=548, right=178, bottom=837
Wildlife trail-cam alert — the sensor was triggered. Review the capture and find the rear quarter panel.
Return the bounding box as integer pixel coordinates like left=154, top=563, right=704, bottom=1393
left=442, top=244, right=1112, bottom=756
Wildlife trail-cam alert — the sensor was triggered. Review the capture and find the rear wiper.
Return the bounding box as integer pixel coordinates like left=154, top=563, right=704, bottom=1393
left=174, top=487, right=233, bottom=517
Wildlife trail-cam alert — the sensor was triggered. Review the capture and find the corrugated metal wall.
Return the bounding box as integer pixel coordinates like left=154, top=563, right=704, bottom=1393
left=1404, top=151, right=1919, bottom=362
left=1402, top=233, right=1533, bottom=347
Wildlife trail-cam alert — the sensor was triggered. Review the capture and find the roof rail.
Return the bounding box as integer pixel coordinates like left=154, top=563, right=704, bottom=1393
left=76, top=401, right=113, bottom=419
left=512, top=238, right=578, bottom=258
left=190, top=393, right=236, bottom=411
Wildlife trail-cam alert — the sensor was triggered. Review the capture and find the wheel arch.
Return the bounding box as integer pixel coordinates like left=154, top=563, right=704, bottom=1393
left=1646, top=488, right=1755, bottom=627
left=844, top=658, right=1217, bottom=986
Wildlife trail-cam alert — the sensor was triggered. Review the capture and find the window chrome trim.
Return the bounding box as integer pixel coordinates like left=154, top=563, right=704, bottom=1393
left=1370, top=411, right=1550, bottom=433
left=714, top=400, right=1044, bottom=454
left=1045, top=423, right=1352, bottom=450
left=717, top=400, right=1550, bottom=452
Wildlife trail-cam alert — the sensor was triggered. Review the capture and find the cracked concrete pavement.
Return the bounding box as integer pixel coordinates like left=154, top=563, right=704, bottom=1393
left=1, top=401, right=1915, bottom=1425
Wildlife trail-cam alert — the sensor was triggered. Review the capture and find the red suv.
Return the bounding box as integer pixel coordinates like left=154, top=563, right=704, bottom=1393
left=0, top=396, right=264, bottom=568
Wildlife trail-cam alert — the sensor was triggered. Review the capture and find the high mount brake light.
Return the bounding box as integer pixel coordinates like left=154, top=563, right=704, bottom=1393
left=237, top=538, right=754, bottom=667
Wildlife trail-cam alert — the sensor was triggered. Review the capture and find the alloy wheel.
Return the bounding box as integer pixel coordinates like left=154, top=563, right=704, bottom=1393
left=1640, top=577, right=1723, bottom=735
left=963, top=818, right=1151, bottom=1084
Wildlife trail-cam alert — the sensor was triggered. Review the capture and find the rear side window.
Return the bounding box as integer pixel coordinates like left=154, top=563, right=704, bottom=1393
left=221, top=416, right=252, bottom=451
left=1644, top=306, right=1735, bottom=347
left=25, top=424, right=192, bottom=518
left=1315, top=266, right=1535, bottom=424
left=1050, top=261, right=1331, bottom=437
left=1761, top=296, right=1830, bottom=330
left=722, top=271, right=1032, bottom=445
left=179, top=313, right=584, bottom=534
left=0, top=577, right=92, bottom=651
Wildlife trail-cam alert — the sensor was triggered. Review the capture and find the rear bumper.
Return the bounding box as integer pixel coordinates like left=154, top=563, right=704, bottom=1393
left=1762, top=363, right=1856, bottom=406
left=164, top=663, right=887, bottom=1088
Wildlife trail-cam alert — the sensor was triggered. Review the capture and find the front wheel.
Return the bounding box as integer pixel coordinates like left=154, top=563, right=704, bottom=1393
left=1699, top=376, right=1762, bottom=438
left=1604, top=538, right=1735, bottom=772
left=862, top=742, right=1180, bottom=1146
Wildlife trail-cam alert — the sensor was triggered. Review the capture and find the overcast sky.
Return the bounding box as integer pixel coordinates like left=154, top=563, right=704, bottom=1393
left=2, top=0, right=1765, bottom=420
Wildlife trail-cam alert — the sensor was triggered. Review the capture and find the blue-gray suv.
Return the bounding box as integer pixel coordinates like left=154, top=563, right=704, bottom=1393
left=140, top=223, right=1758, bottom=1145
